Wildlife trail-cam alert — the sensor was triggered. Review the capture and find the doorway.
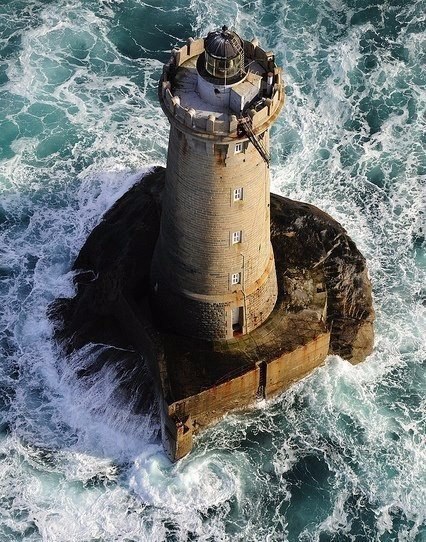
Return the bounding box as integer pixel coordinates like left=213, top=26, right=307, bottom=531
left=232, top=306, right=244, bottom=336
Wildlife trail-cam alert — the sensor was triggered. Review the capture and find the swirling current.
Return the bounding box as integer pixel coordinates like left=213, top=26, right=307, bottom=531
left=0, top=0, right=424, bottom=540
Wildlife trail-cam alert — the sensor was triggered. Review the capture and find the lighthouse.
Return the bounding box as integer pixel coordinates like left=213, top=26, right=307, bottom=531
left=55, top=26, right=373, bottom=462
left=151, top=26, right=285, bottom=340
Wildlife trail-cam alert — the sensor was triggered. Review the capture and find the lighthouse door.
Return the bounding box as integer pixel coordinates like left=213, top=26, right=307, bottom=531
left=232, top=307, right=243, bottom=335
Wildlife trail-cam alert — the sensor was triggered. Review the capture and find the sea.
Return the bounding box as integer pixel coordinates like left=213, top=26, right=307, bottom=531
left=0, top=0, right=424, bottom=540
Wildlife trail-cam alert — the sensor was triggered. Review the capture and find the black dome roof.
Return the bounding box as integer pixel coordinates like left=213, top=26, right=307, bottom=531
left=204, top=26, right=243, bottom=59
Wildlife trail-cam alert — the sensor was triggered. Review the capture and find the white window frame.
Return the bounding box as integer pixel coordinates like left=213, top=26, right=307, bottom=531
left=231, top=272, right=241, bottom=285
left=235, top=142, right=243, bottom=154
left=233, top=187, right=243, bottom=201
left=232, top=230, right=242, bottom=244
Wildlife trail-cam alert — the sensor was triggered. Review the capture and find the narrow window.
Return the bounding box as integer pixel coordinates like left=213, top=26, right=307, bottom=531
left=231, top=272, right=241, bottom=285
left=233, top=187, right=243, bottom=201
left=215, top=144, right=228, bottom=157
left=232, top=230, right=242, bottom=244
left=235, top=142, right=243, bottom=154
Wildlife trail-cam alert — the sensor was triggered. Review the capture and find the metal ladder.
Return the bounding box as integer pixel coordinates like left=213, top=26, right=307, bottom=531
left=239, top=117, right=270, bottom=167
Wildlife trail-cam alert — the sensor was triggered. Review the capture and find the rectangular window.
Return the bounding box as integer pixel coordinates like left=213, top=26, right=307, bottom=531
left=231, top=272, right=241, bottom=285
left=232, top=230, right=242, bottom=244
left=233, top=187, right=243, bottom=201
left=235, top=142, right=243, bottom=154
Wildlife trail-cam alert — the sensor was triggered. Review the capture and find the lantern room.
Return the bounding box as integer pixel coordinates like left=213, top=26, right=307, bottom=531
left=202, top=26, right=245, bottom=82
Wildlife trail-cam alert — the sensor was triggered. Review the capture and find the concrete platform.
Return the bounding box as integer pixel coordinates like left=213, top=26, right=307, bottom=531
left=162, top=300, right=327, bottom=403
left=152, top=250, right=329, bottom=459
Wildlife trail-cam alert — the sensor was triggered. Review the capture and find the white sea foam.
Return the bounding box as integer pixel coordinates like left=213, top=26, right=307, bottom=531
left=0, top=0, right=425, bottom=540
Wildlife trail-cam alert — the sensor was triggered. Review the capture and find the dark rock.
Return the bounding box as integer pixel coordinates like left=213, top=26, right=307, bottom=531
left=50, top=166, right=164, bottom=352
left=270, top=195, right=374, bottom=363
left=51, top=165, right=374, bottom=401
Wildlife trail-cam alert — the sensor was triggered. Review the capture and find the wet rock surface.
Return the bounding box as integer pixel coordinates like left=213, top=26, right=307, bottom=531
left=51, top=166, right=374, bottom=407
left=270, top=196, right=374, bottom=363
left=51, top=167, right=164, bottom=351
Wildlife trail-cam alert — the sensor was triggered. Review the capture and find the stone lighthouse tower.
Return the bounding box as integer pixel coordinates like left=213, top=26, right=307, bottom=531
left=151, top=26, right=284, bottom=341
left=55, top=24, right=374, bottom=463
left=49, top=21, right=374, bottom=461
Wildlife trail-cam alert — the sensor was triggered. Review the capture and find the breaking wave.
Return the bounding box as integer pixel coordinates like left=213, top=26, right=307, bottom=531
left=0, top=0, right=424, bottom=540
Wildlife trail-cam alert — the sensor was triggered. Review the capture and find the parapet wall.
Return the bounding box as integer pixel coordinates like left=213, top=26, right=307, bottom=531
left=169, top=364, right=261, bottom=429
left=265, top=334, right=330, bottom=398
left=159, top=37, right=285, bottom=138
left=163, top=332, right=330, bottom=460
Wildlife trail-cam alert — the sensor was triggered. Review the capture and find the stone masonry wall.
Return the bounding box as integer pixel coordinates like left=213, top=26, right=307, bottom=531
left=265, top=333, right=330, bottom=398
left=168, top=366, right=261, bottom=431
left=154, top=125, right=272, bottom=292
left=243, top=257, right=278, bottom=332
left=151, top=123, right=278, bottom=339
left=151, top=254, right=278, bottom=340
left=166, top=332, right=330, bottom=434
left=150, top=283, right=228, bottom=340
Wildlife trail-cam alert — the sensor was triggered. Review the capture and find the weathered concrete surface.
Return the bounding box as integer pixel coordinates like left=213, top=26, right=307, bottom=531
left=265, top=333, right=330, bottom=398
left=50, top=166, right=374, bottom=457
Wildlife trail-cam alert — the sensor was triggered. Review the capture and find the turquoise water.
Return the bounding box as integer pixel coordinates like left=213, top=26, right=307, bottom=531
left=0, top=1, right=425, bottom=540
